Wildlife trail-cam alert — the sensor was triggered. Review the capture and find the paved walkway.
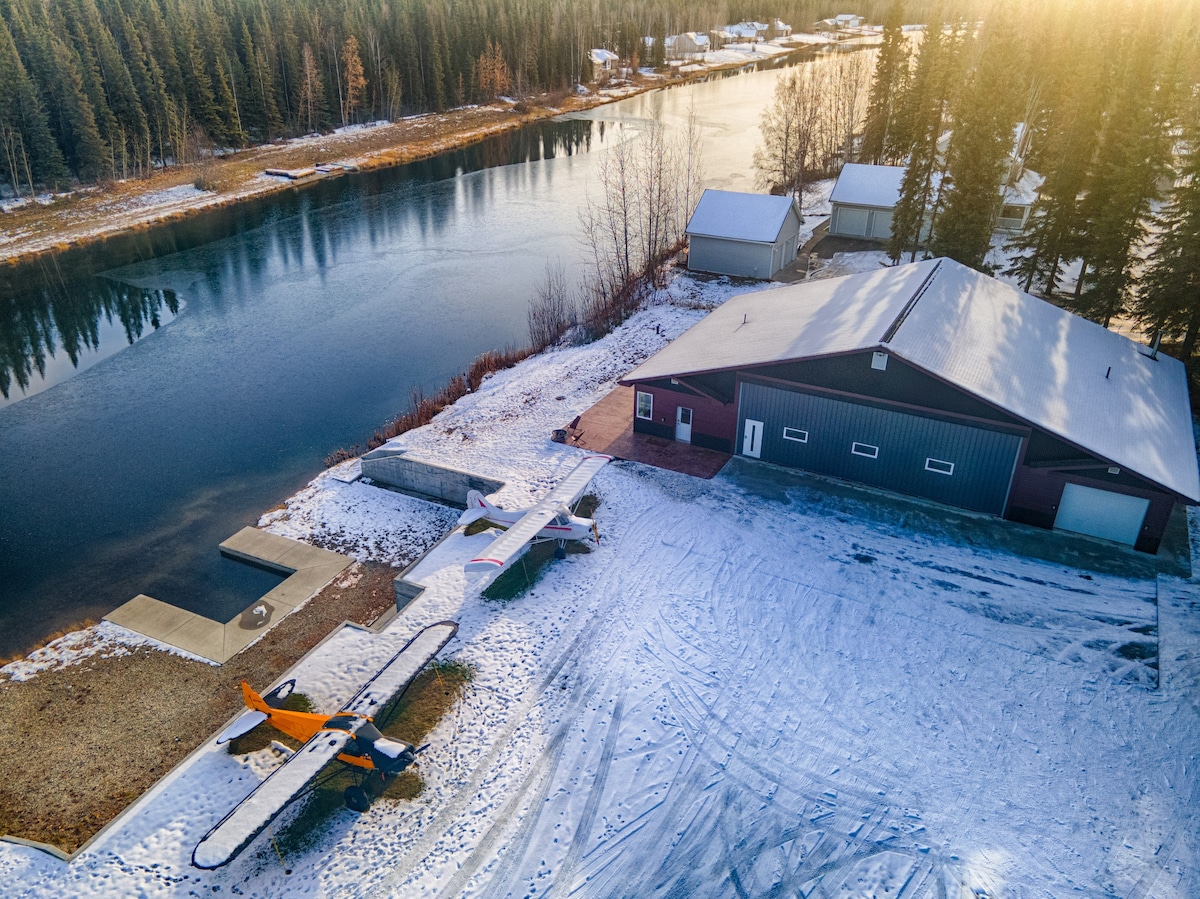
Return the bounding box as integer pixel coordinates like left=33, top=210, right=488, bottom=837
left=104, top=528, right=352, bottom=664
left=568, top=386, right=731, bottom=479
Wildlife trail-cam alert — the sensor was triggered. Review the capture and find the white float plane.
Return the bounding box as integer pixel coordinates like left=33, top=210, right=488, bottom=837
left=460, top=454, right=611, bottom=574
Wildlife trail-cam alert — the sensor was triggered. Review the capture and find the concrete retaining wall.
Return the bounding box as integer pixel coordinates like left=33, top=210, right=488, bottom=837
left=361, top=446, right=504, bottom=507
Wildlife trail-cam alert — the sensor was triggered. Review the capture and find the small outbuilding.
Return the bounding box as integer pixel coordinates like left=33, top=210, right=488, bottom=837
left=828, top=163, right=906, bottom=240
left=621, top=258, right=1199, bottom=552
left=685, top=189, right=803, bottom=280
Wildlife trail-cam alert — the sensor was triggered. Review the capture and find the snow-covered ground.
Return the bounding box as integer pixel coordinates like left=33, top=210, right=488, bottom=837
left=2, top=268, right=1198, bottom=898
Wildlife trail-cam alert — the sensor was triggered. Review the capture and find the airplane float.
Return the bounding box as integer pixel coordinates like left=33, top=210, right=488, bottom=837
left=459, top=454, right=611, bottom=575
left=191, top=620, right=458, bottom=869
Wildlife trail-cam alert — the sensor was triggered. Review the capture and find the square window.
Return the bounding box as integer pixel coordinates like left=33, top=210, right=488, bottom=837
left=871, top=351, right=889, bottom=371
left=925, top=458, right=954, bottom=475
left=636, top=391, right=653, bottom=420
left=782, top=427, right=808, bottom=443
left=851, top=442, right=879, bottom=459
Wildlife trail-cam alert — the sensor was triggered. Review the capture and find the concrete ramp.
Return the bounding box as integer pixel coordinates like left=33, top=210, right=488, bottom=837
left=104, top=528, right=352, bottom=664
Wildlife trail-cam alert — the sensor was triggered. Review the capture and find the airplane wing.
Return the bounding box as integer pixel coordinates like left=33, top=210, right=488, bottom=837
left=192, top=621, right=459, bottom=869
left=465, top=455, right=610, bottom=575
left=343, top=620, right=459, bottom=715
left=540, top=454, right=611, bottom=507
left=464, top=505, right=559, bottom=573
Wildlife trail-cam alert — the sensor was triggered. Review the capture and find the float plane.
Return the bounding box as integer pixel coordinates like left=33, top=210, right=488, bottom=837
left=191, top=621, right=458, bottom=869
left=459, top=454, right=611, bottom=575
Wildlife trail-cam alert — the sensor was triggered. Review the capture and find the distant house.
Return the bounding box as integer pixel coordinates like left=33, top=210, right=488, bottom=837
left=685, top=189, right=803, bottom=279
left=830, top=161, right=1041, bottom=240
left=772, top=19, right=793, bottom=37
left=828, top=163, right=907, bottom=240
left=589, top=48, right=619, bottom=81
left=665, top=32, right=710, bottom=57
left=997, top=168, right=1044, bottom=232
left=725, top=22, right=768, bottom=42
left=621, top=258, right=1199, bottom=552
left=816, top=13, right=865, bottom=33
left=709, top=29, right=736, bottom=49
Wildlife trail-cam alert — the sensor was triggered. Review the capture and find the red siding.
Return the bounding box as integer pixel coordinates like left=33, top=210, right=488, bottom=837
left=1005, top=463, right=1177, bottom=552
left=632, top=383, right=738, bottom=452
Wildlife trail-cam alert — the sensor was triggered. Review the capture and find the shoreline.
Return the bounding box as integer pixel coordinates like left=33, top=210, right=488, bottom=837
left=0, top=37, right=849, bottom=270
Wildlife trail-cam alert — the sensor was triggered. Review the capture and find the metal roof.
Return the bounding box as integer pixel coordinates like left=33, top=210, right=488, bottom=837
left=623, top=259, right=1200, bottom=501
left=829, top=163, right=907, bottom=209
left=685, top=189, right=800, bottom=244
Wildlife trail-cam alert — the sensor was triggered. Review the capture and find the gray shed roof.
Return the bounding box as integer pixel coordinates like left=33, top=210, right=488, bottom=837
left=685, top=190, right=799, bottom=244
left=829, top=163, right=906, bottom=209
left=623, top=259, right=1200, bottom=501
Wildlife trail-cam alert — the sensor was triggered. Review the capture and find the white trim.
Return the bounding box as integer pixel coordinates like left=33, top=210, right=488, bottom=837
left=925, top=457, right=955, bottom=476
left=782, top=427, right=808, bottom=443
left=851, top=442, right=879, bottom=459
left=636, top=391, right=653, bottom=420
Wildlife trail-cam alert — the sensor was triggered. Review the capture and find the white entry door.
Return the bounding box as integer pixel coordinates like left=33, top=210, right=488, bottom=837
left=742, top=418, right=764, bottom=458
left=675, top=407, right=693, bottom=443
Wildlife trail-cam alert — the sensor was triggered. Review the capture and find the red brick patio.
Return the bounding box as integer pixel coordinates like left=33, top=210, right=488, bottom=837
left=565, top=386, right=731, bottom=479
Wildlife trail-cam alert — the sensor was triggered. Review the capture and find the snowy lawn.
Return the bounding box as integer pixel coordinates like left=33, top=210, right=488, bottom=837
left=2, top=270, right=1197, bottom=898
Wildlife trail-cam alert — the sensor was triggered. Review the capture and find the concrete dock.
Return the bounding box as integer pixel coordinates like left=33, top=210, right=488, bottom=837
left=104, top=528, right=352, bottom=664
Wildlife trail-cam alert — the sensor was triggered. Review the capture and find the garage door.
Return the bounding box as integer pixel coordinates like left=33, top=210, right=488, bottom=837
left=832, top=206, right=869, bottom=237
left=738, top=382, right=1023, bottom=515
left=868, top=210, right=894, bottom=240
left=1054, top=483, right=1149, bottom=546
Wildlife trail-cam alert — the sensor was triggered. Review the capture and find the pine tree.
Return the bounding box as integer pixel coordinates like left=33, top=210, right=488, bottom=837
left=1003, top=6, right=1111, bottom=294
left=929, top=13, right=1026, bottom=271
left=1134, top=99, right=1200, bottom=358
left=1072, top=21, right=1176, bottom=326
left=0, top=14, right=66, bottom=188
left=47, top=34, right=109, bottom=180
left=886, top=14, right=961, bottom=263
left=859, top=0, right=909, bottom=165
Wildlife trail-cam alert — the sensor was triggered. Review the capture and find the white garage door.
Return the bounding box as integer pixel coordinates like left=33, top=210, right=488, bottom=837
left=1054, top=483, right=1149, bottom=546
left=833, top=206, right=869, bottom=237
left=869, top=210, right=894, bottom=239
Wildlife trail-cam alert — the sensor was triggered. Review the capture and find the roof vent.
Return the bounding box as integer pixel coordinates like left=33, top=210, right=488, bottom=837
left=871, top=352, right=889, bottom=371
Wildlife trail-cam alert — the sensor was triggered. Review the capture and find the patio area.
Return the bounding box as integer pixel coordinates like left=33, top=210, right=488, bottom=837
left=564, top=386, right=731, bottom=479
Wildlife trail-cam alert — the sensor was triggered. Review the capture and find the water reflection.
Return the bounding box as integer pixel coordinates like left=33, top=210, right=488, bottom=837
left=0, top=119, right=595, bottom=409
left=0, top=273, right=179, bottom=406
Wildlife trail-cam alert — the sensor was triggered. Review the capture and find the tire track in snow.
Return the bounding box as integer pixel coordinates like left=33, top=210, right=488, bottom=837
left=557, top=679, right=625, bottom=894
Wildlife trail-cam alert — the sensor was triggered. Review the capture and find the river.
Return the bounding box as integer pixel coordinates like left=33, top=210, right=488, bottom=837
left=0, top=50, right=850, bottom=658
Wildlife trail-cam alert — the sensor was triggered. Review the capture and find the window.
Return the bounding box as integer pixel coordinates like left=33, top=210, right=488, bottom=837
left=999, top=204, right=1025, bottom=221
left=925, top=458, right=954, bottom=476
left=782, top=427, right=808, bottom=443
left=851, top=442, right=879, bottom=459
left=636, top=391, right=653, bottom=420
left=871, top=351, right=889, bottom=371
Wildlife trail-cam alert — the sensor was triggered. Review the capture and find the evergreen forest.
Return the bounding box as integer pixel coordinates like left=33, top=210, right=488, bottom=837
left=853, top=0, right=1200, bottom=355
left=0, top=0, right=939, bottom=192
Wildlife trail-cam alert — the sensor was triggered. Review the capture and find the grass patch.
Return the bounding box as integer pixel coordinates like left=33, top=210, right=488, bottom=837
left=268, top=659, right=473, bottom=859
left=225, top=691, right=314, bottom=755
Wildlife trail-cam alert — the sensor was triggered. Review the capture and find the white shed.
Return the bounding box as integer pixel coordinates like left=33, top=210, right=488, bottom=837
left=685, top=190, right=803, bottom=279
left=828, top=163, right=906, bottom=240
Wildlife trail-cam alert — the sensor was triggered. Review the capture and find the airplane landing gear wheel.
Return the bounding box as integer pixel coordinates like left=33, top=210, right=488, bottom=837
left=344, top=785, right=371, bottom=813
left=554, top=546, right=567, bottom=560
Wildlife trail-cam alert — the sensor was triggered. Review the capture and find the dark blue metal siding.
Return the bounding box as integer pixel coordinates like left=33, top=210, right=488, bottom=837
left=739, top=381, right=1022, bottom=514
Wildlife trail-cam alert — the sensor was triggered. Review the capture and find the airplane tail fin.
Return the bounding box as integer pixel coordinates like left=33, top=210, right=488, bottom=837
left=241, top=680, right=270, bottom=713
left=457, top=489, right=497, bottom=526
